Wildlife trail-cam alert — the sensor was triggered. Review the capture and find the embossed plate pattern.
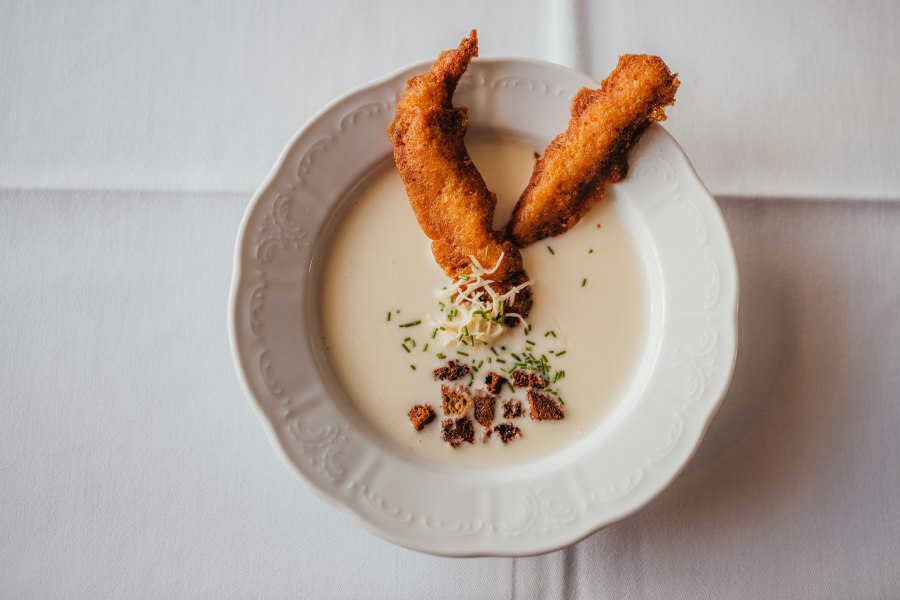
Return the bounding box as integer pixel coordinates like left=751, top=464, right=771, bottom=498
left=229, top=58, right=738, bottom=556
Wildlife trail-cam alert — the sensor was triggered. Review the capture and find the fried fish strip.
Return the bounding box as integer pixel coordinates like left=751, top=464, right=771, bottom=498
left=507, top=54, right=680, bottom=247
left=388, top=30, right=531, bottom=319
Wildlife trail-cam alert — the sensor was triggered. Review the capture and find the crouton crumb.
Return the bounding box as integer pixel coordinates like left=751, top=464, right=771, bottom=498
left=494, top=422, right=523, bottom=444
left=441, top=416, right=475, bottom=448
left=433, top=360, right=471, bottom=381
left=512, top=369, right=546, bottom=389
left=484, top=371, right=507, bottom=395
left=473, top=391, right=495, bottom=428
left=528, top=389, right=564, bottom=420
left=502, top=399, right=524, bottom=419
left=441, top=384, right=473, bottom=416
left=408, top=404, right=436, bottom=431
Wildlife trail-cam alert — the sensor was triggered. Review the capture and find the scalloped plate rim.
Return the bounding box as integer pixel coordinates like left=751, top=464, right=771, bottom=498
left=228, top=57, right=739, bottom=557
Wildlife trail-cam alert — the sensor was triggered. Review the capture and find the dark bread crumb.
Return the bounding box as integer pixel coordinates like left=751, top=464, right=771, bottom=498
left=512, top=369, right=546, bottom=389
left=473, top=391, right=495, bottom=428
left=494, top=422, right=522, bottom=444
left=441, top=384, right=473, bottom=416
left=441, top=416, right=475, bottom=448
left=433, top=360, right=471, bottom=381
left=484, top=371, right=507, bottom=395
left=528, top=389, right=564, bottom=420
left=502, top=399, right=524, bottom=419
left=408, top=404, right=436, bottom=431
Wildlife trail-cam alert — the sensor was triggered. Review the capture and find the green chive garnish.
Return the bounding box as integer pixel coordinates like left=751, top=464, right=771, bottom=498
left=547, top=246, right=555, bottom=255
left=399, top=320, right=421, bottom=328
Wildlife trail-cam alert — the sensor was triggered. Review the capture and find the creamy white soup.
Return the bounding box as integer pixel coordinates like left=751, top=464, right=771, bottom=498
left=320, top=135, right=649, bottom=467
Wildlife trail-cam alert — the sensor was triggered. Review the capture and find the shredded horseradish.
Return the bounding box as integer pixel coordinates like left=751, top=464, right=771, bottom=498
left=430, top=252, right=533, bottom=347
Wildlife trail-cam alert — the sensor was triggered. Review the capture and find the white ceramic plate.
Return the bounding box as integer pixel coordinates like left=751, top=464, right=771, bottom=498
left=229, top=58, right=738, bottom=556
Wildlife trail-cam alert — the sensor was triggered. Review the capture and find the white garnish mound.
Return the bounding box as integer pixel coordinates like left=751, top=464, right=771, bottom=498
left=431, top=252, right=533, bottom=347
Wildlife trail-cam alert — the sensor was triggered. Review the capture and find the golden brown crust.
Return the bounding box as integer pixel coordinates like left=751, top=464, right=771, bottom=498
left=507, top=54, right=680, bottom=246
left=388, top=30, right=532, bottom=318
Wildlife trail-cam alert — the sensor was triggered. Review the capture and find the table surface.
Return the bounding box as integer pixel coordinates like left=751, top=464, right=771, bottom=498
left=3, top=1, right=899, bottom=598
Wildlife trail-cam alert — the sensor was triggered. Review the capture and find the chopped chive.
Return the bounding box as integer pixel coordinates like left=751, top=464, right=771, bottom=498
left=545, top=330, right=557, bottom=338
left=511, top=352, right=521, bottom=361
left=457, top=350, right=469, bottom=357
left=526, top=339, right=536, bottom=347
left=495, top=358, right=507, bottom=364
left=403, top=336, right=412, bottom=342
left=436, top=353, right=447, bottom=360
left=431, top=328, right=438, bottom=339
left=490, top=347, right=499, bottom=357
left=506, top=382, right=516, bottom=394
left=547, top=246, right=555, bottom=255
left=588, top=248, right=594, bottom=254
left=410, top=364, right=417, bottom=371
left=555, top=350, right=567, bottom=357
left=401, top=344, right=410, bottom=353
left=468, top=374, right=474, bottom=387
left=581, top=278, right=587, bottom=287
left=422, top=343, right=429, bottom=352
left=386, top=312, right=392, bottom=322
left=399, top=319, right=422, bottom=328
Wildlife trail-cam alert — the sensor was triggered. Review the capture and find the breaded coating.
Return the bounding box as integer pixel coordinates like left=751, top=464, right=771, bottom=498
left=388, top=30, right=532, bottom=318
left=508, top=55, right=679, bottom=246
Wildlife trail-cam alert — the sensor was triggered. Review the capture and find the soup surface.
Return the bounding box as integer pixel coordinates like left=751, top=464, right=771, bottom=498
left=321, top=135, right=649, bottom=467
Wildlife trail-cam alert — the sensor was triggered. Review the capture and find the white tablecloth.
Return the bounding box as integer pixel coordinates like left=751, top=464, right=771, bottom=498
left=3, top=1, right=899, bottom=598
